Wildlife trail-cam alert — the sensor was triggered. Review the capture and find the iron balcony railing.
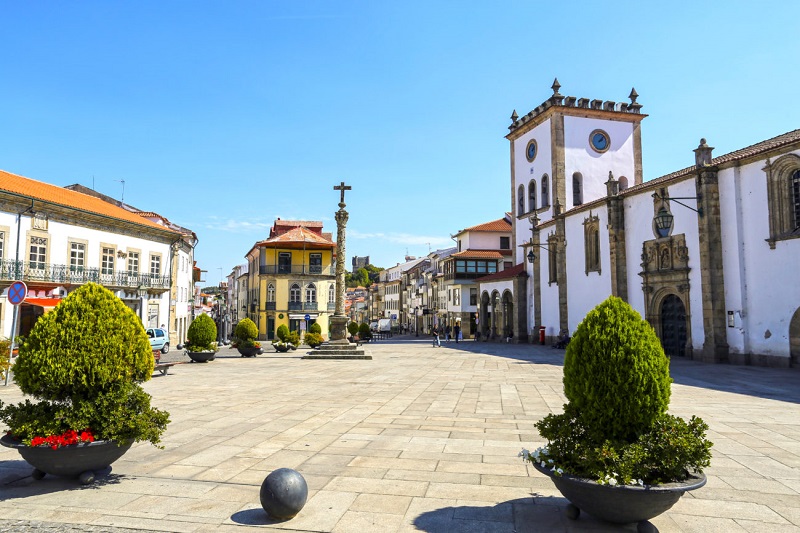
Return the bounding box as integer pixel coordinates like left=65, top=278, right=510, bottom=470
left=0, top=259, right=170, bottom=289
left=265, top=302, right=276, bottom=310
left=258, top=265, right=335, bottom=276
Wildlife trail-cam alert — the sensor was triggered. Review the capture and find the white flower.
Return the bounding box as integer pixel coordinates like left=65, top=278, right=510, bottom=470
left=540, top=461, right=546, bottom=467
left=556, top=468, right=563, bottom=476
left=608, top=478, right=618, bottom=486
left=637, top=479, right=644, bottom=486
left=518, top=448, right=529, bottom=459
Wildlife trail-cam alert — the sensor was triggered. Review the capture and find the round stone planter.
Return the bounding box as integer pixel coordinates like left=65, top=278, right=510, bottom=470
left=1, top=434, right=133, bottom=484
left=187, top=350, right=216, bottom=363
left=272, top=344, right=290, bottom=353
left=532, top=461, right=706, bottom=529
left=237, top=346, right=260, bottom=357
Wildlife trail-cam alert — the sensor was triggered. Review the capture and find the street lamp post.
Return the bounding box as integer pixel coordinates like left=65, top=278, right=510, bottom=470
left=137, top=285, right=148, bottom=326
left=415, top=306, right=419, bottom=337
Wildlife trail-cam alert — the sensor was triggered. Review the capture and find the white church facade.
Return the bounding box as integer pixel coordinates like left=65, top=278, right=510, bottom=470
left=481, top=80, right=800, bottom=368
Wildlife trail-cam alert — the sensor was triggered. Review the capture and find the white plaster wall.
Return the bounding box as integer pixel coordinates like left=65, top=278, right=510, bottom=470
left=461, top=231, right=508, bottom=251
left=564, top=116, right=636, bottom=208
left=721, top=152, right=800, bottom=360
left=538, top=240, right=561, bottom=339
left=563, top=206, right=613, bottom=332
left=513, top=120, right=553, bottom=264
left=0, top=213, right=173, bottom=338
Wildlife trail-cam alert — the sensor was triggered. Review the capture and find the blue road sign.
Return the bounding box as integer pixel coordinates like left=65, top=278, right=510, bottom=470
left=7, top=281, right=27, bottom=306
left=304, top=314, right=310, bottom=321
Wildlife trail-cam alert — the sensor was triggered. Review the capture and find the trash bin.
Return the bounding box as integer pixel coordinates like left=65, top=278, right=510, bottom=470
left=539, top=326, right=546, bottom=345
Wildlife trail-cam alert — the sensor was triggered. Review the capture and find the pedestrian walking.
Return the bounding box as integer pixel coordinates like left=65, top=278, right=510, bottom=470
left=445, top=324, right=452, bottom=343
left=453, top=323, right=461, bottom=343
left=432, top=326, right=441, bottom=347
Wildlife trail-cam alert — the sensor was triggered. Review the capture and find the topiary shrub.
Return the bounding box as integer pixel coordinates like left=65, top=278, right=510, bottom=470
left=358, top=322, right=372, bottom=340
left=276, top=324, right=289, bottom=342
left=563, top=296, right=671, bottom=443
left=303, top=332, right=323, bottom=348
left=286, top=330, right=300, bottom=347
left=0, top=282, right=169, bottom=446
left=347, top=321, right=359, bottom=337
left=234, top=318, right=259, bottom=348
left=523, top=296, right=712, bottom=486
left=308, top=322, right=322, bottom=335
left=187, top=314, right=217, bottom=351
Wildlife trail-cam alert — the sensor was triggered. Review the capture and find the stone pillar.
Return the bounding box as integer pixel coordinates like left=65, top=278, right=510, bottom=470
left=513, top=273, right=528, bottom=343
left=605, top=173, right=628, bottom=301
left=694, top=140, right=729, bottom=363
left=330, top=186, right=351, bottom=344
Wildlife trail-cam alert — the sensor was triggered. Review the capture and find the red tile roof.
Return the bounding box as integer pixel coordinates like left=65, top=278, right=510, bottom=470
left=0, top=169, right=178, bottom=233
left=476, top=263, right=527, bottom=282
left=460, top=218, right=512, bottom=233
left=450, top=250, right=506, bottom=259
left=258, top=226, right=335, bottom=248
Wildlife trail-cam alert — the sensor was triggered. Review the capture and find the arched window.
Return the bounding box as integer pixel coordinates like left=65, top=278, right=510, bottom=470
left=793, top=169, right=800, bottom=229
left=765, top=154, right=800, bottom=246
left=583, top=213, right=601, bottom=275
left=618, top=176, right=629, bottom=191
left=541, top=175, right=549, bottom=207
left=267, top=283, right=275, bottom=302
left=573, top=173, right=583, bottom=206
left=528, top=180, right=537, bottom=211
left=518, top=185, right=525, bottom=214
left=305, top=283, right=317, bottom=303
left=290, top=283, right=301, bottom=302
left=328, top=284, right=335, bottom=303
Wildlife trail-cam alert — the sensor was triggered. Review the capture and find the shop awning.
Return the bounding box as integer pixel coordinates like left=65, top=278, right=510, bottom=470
left=23, top=298, right=63, bottom=312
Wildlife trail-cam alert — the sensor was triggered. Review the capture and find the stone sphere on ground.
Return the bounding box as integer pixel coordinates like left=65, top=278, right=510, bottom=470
left=260, top=468, right=308, bottom=520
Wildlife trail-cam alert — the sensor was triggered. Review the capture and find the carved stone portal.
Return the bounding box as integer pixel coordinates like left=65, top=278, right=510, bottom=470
left=640, top=233, right=693, bottom=357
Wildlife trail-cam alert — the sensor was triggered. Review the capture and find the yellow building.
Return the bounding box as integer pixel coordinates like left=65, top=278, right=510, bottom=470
left=245, top=219, right=336, bottom=340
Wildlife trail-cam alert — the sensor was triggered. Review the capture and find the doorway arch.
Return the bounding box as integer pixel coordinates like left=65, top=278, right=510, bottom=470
left=790, top=307, right=800, bottom=368
left=660, top=294, right=688, bottom=357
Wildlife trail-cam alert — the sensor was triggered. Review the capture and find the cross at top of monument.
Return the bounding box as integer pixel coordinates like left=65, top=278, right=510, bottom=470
left=334, top=181, right=351, bottom=205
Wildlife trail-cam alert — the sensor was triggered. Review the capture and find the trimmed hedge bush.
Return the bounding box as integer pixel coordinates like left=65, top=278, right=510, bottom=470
left=234, top=318, right=258, bottom=342
left=187, top=314, right=217, bottom=351
left=308, top=322, right=322, bottom=335
left=0, top=283, right=169, bottom=446
left=276, top=324, right=289, bottom=342
left=304, top=332, right=323, bottom=347
left=347, top=322, right=359, bottom=336
left=358, top=322, right=371, bottom=340
left=563, top=296, right=671, bottom=443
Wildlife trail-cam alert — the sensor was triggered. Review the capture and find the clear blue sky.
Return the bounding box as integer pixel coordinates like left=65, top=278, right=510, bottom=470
left=2, top=1, right=798, bottom=283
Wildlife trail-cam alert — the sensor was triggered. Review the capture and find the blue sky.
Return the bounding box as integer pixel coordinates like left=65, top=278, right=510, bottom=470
left=1, top=1, right=798, bottom=283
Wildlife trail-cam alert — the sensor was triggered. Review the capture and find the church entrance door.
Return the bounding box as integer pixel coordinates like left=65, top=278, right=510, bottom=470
left=660, top=294, right=687, bottom=357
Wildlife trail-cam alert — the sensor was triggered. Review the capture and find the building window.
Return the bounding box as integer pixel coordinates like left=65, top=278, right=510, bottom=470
left=267, top=283, right=275, bottom=302
left=127, top=252, right=139, bottom=275
left=548, top=236, right=558, bottom=284
left=70, top=242, right=85, bottom=271
left=500, top=236, right=510, bottom=250
left=583, top=213, right=601, bottom=275
left=329, top=284, right=335, bottom=303
left=541, top=175, right=550, bottom=207
left=290, top=283, right=301, bottom=302
left=150, top=255, right=161, bottom=276
left=101, top=247, right=115, bottom=274
left=305, top=283, right=317, bottom=302
left=279, top=252, right=292, bottom=274
left=765, top=154, right=800, bottom=246
left=309, top=253, right=322, bottom=274
left=0, top=231, right=4, bottom=261
left=453, top=288, right=460, bottom=306
left=29, top=236, right=47, bottom=270
left=470, top=288, right=477, bottom=306
left=518, top=185, right=525, bottom=215
left=573, top=173, right=583, bottom=206
left=528, top=180, right=537, bottom=211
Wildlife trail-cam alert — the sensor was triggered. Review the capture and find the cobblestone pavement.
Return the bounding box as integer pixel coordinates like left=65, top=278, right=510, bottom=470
left=1, top=339, right=799, bottom=532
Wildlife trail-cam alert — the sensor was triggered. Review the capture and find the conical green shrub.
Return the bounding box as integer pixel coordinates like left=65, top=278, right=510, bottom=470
left=187, top=314, right=217, bottom=350
left=563, top=295, right=672, bottom=443
left=234, top=318, right=258, bottom=342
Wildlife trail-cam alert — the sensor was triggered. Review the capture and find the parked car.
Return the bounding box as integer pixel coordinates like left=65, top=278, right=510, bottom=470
left=146, top=328, right=170, bottom=354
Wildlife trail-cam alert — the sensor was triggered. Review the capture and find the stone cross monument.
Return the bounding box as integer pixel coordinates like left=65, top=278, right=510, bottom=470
left=329, top=181, right=352, bottom=344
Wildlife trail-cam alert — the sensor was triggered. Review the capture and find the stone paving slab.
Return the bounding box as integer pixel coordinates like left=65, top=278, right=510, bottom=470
left=1, top=339, right=799, bottom=532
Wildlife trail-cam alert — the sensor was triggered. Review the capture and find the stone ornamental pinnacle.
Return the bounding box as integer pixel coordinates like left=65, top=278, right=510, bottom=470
left=329, top=181, right=352, bottom=343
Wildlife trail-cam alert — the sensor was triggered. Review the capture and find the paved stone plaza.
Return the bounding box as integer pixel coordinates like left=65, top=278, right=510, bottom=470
left=1, top=337, right=798, bottom=532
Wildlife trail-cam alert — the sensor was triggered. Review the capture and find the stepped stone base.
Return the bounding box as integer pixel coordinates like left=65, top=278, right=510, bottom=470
left=302, top=343, right=371, bottom=360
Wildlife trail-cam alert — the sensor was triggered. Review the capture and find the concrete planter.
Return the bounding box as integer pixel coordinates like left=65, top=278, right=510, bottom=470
left=187, top=350, right=215, bottom=363
left=1, top=434, right=132, bottom=484
left=237, top=346, right=260, bottom=357
left=532, top=461, right=706, bottom=530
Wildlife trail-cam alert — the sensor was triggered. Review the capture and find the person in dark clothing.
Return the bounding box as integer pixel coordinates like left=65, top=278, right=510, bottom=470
left=453, top=323, right=461, bottom=343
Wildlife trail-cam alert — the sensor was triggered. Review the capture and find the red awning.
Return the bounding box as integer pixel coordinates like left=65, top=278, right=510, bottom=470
left=23, top=298, right=63, bottom=312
